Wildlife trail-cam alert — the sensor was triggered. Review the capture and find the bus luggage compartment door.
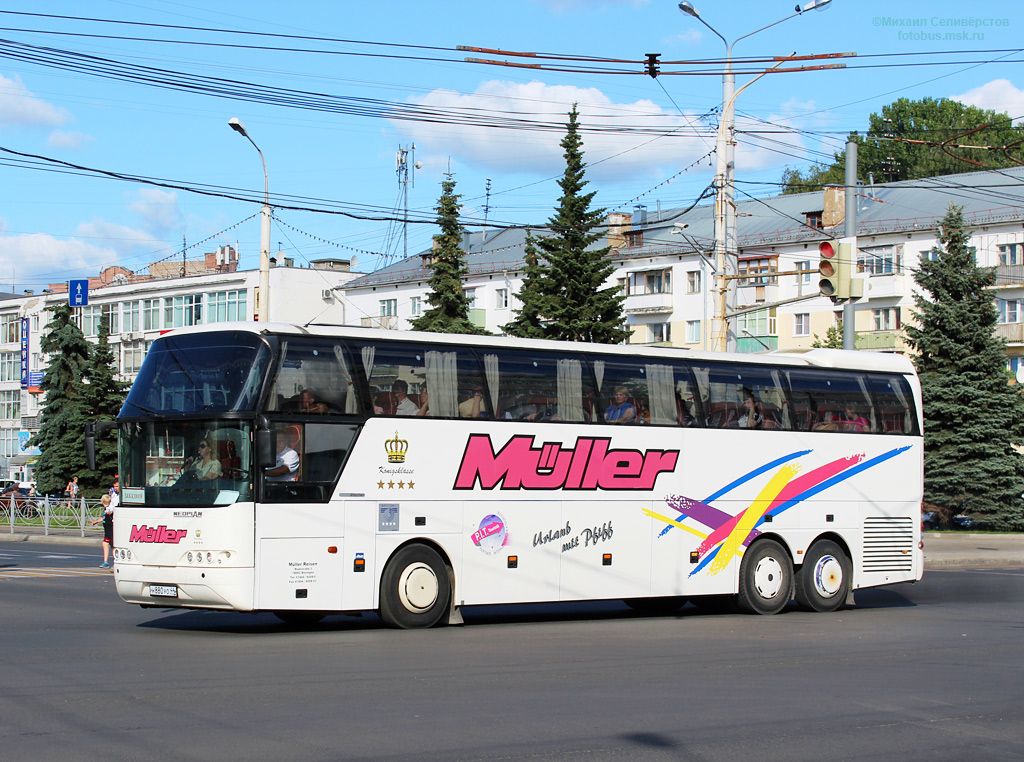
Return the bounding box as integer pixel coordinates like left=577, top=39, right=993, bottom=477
left=257, top=538, right=344, bottom=611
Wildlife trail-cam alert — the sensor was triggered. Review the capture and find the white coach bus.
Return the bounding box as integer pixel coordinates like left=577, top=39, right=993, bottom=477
left=97, top=323, right=923, bottom=628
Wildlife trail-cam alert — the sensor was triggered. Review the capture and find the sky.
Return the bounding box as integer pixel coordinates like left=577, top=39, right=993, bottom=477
left=1, top=0, right=1022, bottom=291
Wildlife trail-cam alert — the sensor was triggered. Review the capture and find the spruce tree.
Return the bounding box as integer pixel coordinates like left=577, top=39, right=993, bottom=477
left=538, top=105, right=628, bottom=344
left=502, top=230, right=550, bottom=338
left=27, top=302, right=92, bottom=496
left=82, top=315, right=128, bottom=491
left=905, top=205, right=1024, bottom=530
left=410, top=173, right=488, bottom=335
left=811, top=321, right=843, bottom=349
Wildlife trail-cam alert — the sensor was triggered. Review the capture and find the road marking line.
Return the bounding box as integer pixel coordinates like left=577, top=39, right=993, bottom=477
left=0, top=567, right=112, bottom=578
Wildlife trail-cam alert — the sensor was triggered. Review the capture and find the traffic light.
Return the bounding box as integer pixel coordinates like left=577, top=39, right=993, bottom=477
left=645, top=53, right=660, bottom=78
left=818, top=240, right=850, bottom=300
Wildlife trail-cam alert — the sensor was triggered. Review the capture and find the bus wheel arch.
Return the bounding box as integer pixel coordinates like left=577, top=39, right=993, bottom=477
left=737, top=536, right=794, bottom=616
left=795, top=537, right=851, bottom=613
left=379, top=541, right=453, bottom=629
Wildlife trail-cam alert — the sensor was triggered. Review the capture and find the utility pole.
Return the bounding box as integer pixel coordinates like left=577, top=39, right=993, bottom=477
left=843, top=139, right=857, bottom=350
left=397, top=144, right=419, bottom=259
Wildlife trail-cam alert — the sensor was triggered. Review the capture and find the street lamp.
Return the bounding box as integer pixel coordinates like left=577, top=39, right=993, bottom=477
left=229, top=117, right=272, bottom=322
left=678, top=0, right=832, bottom=352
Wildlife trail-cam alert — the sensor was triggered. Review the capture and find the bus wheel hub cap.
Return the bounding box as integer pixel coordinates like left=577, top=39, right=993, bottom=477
left=399, top=562, right=438, bottom=611
left=754, top=556, right=784, bottom=599
left=813, top=555, right=843, bottom=597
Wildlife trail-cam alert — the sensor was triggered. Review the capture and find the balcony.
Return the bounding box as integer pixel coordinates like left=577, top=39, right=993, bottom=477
left=468, top=309, right=486, bottom=329
left=361, top=316, right=398, bottom=329
left=624, top=291, right=673, bottom=314
left=996, top=323, right=1024, bottom=346
left=863, top=273, right=908, bottom=299
left=996, top=264, right=1024, bottom=287
left=736, top=335, right=778, bottom=353
left=855, top=329, right=910, bottom=352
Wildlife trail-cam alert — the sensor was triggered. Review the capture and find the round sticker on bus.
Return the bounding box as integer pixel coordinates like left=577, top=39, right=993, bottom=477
left=472, top=513, right=508, bottom=555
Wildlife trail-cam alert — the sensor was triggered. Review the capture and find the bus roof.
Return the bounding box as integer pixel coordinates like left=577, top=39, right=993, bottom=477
left=162, top=322, right=916, bottom=376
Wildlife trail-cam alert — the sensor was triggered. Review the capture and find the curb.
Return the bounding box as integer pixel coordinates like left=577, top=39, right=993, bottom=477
left=0, top=533, right=100, bottom=546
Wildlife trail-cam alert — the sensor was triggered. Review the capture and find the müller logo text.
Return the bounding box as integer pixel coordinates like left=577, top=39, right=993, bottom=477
left=129, top=524, right=188, bottom=544
left=454, top=434, right=678, bottom=491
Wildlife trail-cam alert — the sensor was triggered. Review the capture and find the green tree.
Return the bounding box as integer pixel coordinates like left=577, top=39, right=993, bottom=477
left=536, top=105, right=628, bottom=344
left=810, top=321, right=843, bottom=349
left=905, top=205, right=1024, bottom=530
left=27, top=302, right=92, bottom=496
left=410, top=173, right=488, bottom=335
left=82, top=315, right=128, bottom=491
left=502, top=230, right=550, bottom=338
left=781, top=97, right=1024, bottom=194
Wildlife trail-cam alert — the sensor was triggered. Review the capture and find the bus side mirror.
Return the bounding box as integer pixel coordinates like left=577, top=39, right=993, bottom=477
left=256, top=428, right=275, bottom=468
left=85, top=421, right=117, bottom=471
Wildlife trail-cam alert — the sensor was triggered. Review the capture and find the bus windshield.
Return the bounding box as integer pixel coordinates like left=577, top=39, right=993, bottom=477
left=122, top=331, right=272, bottom=417
left=118, top=419, right=253, bottom=507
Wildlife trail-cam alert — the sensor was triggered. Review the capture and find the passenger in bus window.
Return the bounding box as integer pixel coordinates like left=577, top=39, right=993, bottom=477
left=392, top=379, right=429, bottom=416
left=605, top=387, right=636, bottom=424
left=459, top=387, right=487, bottom=418
left=265, top=426, right=301, bottom=481
left=737, top=388, right=764, bottom=429
left=298, top=389, right=329, bottom=414
left=842, top=405, right=870, bottom=432
left=814, top=410, right=841, bottom=431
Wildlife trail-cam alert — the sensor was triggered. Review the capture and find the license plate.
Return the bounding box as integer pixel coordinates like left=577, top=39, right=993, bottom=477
left=149, top=584, right=178, bottom=598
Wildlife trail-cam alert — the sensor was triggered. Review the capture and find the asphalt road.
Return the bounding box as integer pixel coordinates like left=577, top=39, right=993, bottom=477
left=2, top=542, right=1023, bottom=762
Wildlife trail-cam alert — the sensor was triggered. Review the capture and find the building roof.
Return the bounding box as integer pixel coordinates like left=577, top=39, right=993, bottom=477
left=345, top=165, right=1024, bottom=288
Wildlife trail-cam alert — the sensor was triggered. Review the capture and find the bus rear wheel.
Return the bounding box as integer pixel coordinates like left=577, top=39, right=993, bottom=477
left=795, top=540, right=850, bottom=613
left=379, top=544, right=451, bottom=629
left=737, top=539, right=792, bottom=615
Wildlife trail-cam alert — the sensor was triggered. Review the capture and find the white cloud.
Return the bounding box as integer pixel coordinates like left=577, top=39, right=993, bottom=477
left=951, top=79, right=1024, bottom=124
left=0, top=233, right=118, bottom=286
left=666, top=28, right=703, bottom=45
left=397, top=80, right=718, bottom=182
left=0, top=73, right=70, bottom=127
left=75, top=220, right=164, bottom=255
left=128, top=188, right=183, bottom=234
left=47, top=130, right=93, bottom=149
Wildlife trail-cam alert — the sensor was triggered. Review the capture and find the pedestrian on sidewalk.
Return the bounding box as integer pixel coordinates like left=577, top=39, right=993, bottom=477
left=64, top=476, right=79, bottom=506
left=90, top=493, right=114, bottom=568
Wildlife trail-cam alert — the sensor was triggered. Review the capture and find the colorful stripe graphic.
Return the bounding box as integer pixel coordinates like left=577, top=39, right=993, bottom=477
left=648, top=446, right=912, bottom=577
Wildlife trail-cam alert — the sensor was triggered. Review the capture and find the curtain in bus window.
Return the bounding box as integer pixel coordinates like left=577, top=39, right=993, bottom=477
left=592, top=359, right=605, bottom=393
left=645, top=364, right=676, bottom=425
left=556, top=359, right=584, bottom=422
left=360, top=345, right=375, bottom=383
left=333, top=345, right=358, bottom=414
left=484, top=354, right=500, bottom=416
left=425, top=350, right=458, bottom=417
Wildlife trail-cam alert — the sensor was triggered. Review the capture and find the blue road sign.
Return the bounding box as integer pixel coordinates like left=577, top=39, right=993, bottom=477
left=68, top=279, right=89, bottom=306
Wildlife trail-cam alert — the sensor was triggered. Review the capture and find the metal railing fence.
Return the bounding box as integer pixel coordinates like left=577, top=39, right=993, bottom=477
left=2, top=493, right=106, bottom=537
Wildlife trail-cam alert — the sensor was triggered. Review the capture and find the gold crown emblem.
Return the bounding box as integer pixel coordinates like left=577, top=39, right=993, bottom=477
left=385, top=431, right=409, bottom=463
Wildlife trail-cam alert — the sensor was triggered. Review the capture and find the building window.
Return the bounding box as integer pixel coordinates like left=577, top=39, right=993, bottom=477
left=380, top=299, right=397, bottom=317
left=80, top=304, right=118, bottom=336
left=0, top=427, right=18, bottom=458
left=122, top=340, right=147, bottom=374
left=0, top=315, right=21, bottom=344
left=462, top=289, right=477, bottom=309
left=858, top=245, right=903, bottom=275
left=165, top=294, right=203, bottom=328
left=686, top=270, right=701, bottom=294
left=796, top=260, right=812, bottom=285
left=872, top=308, right=900, bottom=331
left=649, top=323, right=671, bottom=343
left=738, top=257, right=778, bottom=285
left=998, top=243, right=1023, bottom=266
left=207, top=290, right=247, bottom=323
left=410, top=296, right=422, bottom=316
left=794, top=313, right=810, bottom=337
left=625, top=230, right=643, bottom=247
left=0, top=351, right=19, bottom=382
left=0, top=389, right=20, bottom=420
left=736, top=307, right=776, bottom=337
left=31, top=315, right=39, bottom=332
left=999, top=299, right=1021, bottom=324
left=495, top=288, right=509, bottom=309
left=122, top=301, right=141, bottom=333
left=143, top=299, right=160, bottom=331
left=628, top=269, right=671, bottom=295
left=805, top=211, right=823, bottom=229
left=686, top=320, right=701, bottom=344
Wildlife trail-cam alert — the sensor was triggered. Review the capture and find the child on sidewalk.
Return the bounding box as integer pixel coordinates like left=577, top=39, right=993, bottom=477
left=90, top=493, right=115, bottom=569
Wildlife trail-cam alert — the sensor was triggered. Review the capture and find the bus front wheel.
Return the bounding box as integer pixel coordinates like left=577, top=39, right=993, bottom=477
left=737, top=539, right=792, bottom=615
left=379, top=544, right=451, bottom=629
left=795, top=540, right=850, bottom=613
